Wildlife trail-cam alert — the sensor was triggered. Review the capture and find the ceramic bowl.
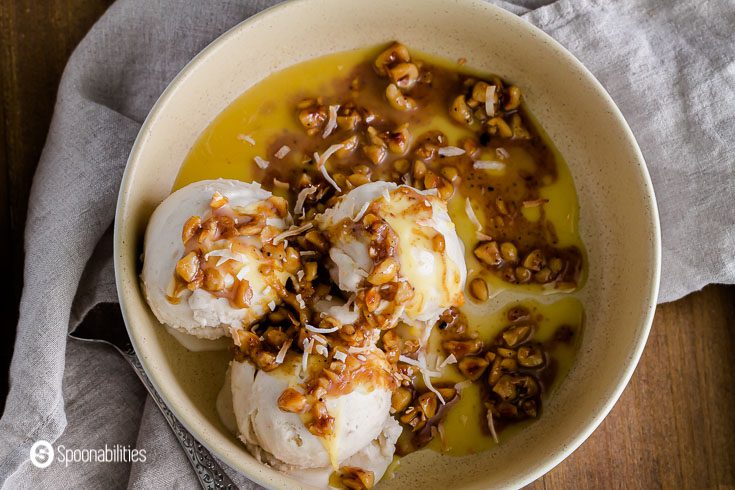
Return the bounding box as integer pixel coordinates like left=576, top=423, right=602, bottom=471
left=114, top=0, right=661, bottom=487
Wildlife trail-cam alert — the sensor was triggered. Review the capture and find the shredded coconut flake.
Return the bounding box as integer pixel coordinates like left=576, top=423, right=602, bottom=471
left=272, top=222, right=313, bottom=244
left=420, top=359, right=446, bottom=404
left=314, top=143, right=344, bottom=168
left=487, top=411, right=499, bottom=443
left=275, top=340, right=292, bottom=364
left=473, top=160, right=506, bottom=171
left=464, top=197, right=492, bottom=240
left=254, top=156, right=269, bottom=169
left=236, top=266, right=249, bottom=281
left=274, top=145, right=291, bottom=159
left=305, top=323, right=339, bottom=334
left=496, top=147, right=510, bottom=160
left=373, top=300, right=390, bottom=315
left=296, top=270, right=305, bottom=281
left=301, top=338, right=313, bottom=373
left=312, top=334, right=327, bottom=345
left=381, top=188, right=391, bottom=202
left=238, top=134, right=255, bottom=145
left=313, top=143, right=344, bottom=192
left=333, top=350, right=347, bottom=362
left=438, top=146, right=466, bottom=157
left=296, top=294, right=306, bottom=310
left=435, top=355, right=445, bottom=371
left=465, top=198, right=483, bottom=233
left=322, top=105, right=340, bottom=138
left=294, top=186, right=317, bottom=216
left=320, top=164, right=341, bottom=192
left=205, top=249, right=246, bottom=267
left=485, top=85, right=496, bottom=117
left=299, top=250, right=317, bottom=257
left=356, top=354, right=367, bottom=362
left=399, top=355, right=441, bottom=378
left=315, top=344, right=329, bottom=357
left=398, top=354, right=419, bottom=367
left=352, top=202, right=371, bottom=222
left=267, top=300, right=276, bottom=311
left=439, top=353, right=458, bottom=368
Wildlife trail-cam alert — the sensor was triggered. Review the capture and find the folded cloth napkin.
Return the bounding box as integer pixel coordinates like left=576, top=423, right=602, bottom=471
left=1, top=0, right=733, bottom=487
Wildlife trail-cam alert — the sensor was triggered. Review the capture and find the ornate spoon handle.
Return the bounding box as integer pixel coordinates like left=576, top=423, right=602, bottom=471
left=122, top=350, right=237, bottom=489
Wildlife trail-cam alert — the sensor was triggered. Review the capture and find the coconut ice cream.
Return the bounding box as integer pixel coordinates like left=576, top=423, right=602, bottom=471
left=141, top=179, right=295, bottom=340
left=218, top=347, right=399, bottom=487
left=316, top=181, right=466, bottom=337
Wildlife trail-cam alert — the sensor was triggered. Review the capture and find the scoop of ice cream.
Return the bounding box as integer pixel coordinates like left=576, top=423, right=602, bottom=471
left=273, top=417, right=401, bottom=488
left=141, top=179, right=290, bottom=340
left=217, top=361, right=400, bottom=488
left=228, top=358, right=393, bottom=471
left=316, top=181, right=466, bottom=329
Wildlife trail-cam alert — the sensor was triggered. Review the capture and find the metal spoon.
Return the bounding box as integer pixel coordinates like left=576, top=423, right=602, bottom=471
left=69, top=304, right=236, bottom=489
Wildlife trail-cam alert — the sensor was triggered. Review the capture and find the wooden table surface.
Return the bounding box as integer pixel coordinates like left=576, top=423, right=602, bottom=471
left=1, top=1, right=733, bottom=488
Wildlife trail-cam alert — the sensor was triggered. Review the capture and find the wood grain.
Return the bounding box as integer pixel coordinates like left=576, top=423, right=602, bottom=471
left=526, top=285, right=735, bottom=489
left=0, top=1, right=733, bottom=488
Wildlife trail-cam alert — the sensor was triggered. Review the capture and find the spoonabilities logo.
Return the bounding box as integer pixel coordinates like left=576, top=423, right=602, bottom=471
left=30, top=440, right=54, bottom=469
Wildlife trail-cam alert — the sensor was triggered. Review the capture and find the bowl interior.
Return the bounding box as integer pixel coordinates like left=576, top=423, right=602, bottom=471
left=114, top=0, right=660, bottom=488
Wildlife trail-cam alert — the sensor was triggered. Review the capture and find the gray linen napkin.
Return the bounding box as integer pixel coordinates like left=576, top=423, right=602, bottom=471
left=1, top=0, right=733, bottom=487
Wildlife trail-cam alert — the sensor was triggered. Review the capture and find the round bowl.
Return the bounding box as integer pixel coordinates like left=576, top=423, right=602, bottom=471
left=114, top=0, right=661, bottom=488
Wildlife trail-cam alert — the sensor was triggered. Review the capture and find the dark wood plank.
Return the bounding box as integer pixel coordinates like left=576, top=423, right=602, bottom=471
left=0, top=0, right=115, bottom=409
left=526, top=285, right=735, bottom=489
left=0, top=5, right=11, bottom=342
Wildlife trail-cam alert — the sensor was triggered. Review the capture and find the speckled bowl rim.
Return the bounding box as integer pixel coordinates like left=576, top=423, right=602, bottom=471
left=114, top=0, right=661, bottom=488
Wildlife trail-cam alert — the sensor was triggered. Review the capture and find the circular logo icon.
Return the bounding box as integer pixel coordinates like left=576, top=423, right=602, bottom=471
left=30, top=440, right=54, bottom=469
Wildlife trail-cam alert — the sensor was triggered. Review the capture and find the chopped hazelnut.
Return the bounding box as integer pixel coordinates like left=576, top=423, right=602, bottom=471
left=277, top=388, right=309, bottom=413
